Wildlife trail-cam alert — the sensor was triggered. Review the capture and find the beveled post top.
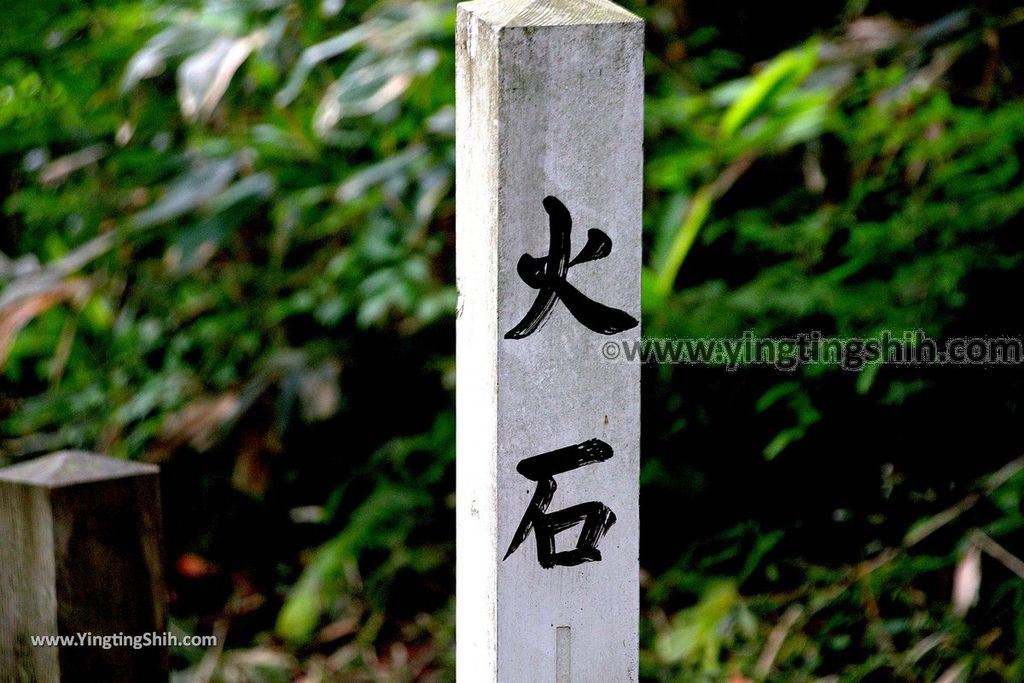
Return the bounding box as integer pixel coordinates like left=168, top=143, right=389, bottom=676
left=459, top=0, right=642, bottom=29
left=0, top=451, right=159, bottom=489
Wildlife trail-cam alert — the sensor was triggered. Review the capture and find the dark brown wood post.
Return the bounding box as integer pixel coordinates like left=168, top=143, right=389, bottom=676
left=0, top=451, right=167, bottom=683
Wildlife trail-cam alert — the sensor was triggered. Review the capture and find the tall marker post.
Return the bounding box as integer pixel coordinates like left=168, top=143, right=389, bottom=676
left=456, top=0, right=643, bottom=680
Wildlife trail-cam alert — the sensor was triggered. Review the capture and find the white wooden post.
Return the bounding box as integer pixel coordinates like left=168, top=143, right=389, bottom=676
left=456, top=1, right=643, bottom=680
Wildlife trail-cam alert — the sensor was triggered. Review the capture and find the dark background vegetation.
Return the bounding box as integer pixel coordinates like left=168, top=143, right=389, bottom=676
left=3, top=0, right=1024, bottom=680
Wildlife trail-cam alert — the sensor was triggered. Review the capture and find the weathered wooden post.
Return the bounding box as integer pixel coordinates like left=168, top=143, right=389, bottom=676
left=456, top=1, right=643, bottom=680
left=0, top=451, right=167, bottom=683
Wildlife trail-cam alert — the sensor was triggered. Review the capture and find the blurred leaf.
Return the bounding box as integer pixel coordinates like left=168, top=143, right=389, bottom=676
left=177, top=32, right=266, bottom=122
left=655, top=580, right=741, bottom=672
left=719, top=41, right=818, bottom=141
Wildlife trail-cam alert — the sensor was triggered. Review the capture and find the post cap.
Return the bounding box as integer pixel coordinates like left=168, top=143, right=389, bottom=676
left=459, top=0, right=641, bottom=29
left=0, top=451, right=159, bottom=489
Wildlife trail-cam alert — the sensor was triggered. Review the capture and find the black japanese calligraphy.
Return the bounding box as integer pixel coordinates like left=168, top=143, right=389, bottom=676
left=505, top=196, right=639, bottom=339
left=503, top=438, right=617, bottom=569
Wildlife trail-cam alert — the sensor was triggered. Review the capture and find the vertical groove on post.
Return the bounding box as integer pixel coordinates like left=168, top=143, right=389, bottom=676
left=556, top=626, right=572, bottom=683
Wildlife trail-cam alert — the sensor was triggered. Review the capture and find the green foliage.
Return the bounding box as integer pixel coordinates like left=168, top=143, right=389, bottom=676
left=640, top=7, right=1024, bottom=682
left=2, top=0, right=456, bottom=678
left=3, top=0, right=1024, bottom=681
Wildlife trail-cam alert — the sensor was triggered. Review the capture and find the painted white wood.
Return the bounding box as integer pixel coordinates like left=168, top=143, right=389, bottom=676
left=457, top=1, right=643, bottom=681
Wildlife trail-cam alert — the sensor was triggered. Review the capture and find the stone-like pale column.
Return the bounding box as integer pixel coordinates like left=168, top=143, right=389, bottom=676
left=456, top=1, right=643, bottom=680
